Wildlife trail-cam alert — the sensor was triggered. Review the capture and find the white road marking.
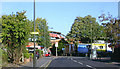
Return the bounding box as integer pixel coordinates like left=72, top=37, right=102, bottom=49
left=73, top=60, right=77, bottom=62
left=86, top=64, right=96, bottom=69
left=86, top=65, right=92, bottom=68
left=78, top=62, right=83, bottom=65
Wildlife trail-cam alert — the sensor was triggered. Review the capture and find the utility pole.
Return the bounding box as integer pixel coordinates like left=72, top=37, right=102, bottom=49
left=44, top=23, right=46, bottom=56
left=33, top=0, right=36, bottom=67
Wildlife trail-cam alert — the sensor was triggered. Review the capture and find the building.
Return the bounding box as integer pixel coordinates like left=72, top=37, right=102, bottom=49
left=49, top=31, right=65, bottom=55
left=26, top=42, right=41, bottom=53
left=49, top=31, right=64, bottom=44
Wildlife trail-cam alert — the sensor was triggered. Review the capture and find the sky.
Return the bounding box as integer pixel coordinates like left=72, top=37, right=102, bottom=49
left=1, top=1, right=119, bottom=35
left=1, top=0, right=120, bottom=2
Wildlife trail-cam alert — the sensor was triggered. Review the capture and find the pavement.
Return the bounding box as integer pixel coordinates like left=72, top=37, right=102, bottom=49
left=2, top=56, right=57, bottom=69
left=19, top=57, right=54, bottom=67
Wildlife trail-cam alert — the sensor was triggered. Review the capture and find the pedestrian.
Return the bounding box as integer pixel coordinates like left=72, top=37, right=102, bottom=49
left=30, top=55, right=32, bottom=62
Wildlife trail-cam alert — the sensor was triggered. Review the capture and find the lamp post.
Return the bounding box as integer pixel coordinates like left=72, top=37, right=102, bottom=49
left=33, top=0, right=36, bottom=67
left=106, top=26, right=108, bottom=52
left=55, top=42, right=58, bottom=57
left=90, top=21, right=93, bottom=59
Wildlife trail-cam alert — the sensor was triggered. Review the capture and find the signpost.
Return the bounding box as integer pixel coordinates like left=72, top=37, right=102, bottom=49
left=30, top=32, right=39, bottom=35
left=62, top=48, right=65, bottom=56
left=62, top=48, right=65, bottom=50
left=55, top=42, right=58, bottom=56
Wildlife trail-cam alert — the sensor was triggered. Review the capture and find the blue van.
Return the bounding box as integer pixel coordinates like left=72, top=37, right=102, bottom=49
left=78, top=44, right=88, bottom=53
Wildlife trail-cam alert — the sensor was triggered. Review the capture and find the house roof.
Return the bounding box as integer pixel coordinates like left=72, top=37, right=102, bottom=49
left=49, top=33, right=64, bottom=38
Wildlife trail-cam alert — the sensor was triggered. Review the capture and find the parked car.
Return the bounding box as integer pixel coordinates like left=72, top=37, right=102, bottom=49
left=44, top=52, right=51, bottom=57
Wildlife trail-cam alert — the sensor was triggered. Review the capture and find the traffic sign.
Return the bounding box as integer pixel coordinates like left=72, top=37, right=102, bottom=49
left=30, top=32, right=39, bottom=34
left=55, top=42, right=58, bottom=47
left=62, top=48, right=65, bottom=50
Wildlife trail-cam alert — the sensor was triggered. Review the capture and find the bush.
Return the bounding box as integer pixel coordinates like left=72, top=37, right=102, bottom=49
left=41, top=50, right=43, bottom=54
left=2, top=50, right=8, bottom=62
left=36, top=49, right=43, bottom=57
left=24, top=53, right=30, bottom=59
left=111, top=47, right=120, bottom=61
left=29, top=53, right=33, bottom=58
left=97, top=52, right=112, bottom=57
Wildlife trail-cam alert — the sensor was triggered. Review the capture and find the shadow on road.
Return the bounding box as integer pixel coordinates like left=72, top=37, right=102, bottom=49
left=91, top=57, right=120, bottom=67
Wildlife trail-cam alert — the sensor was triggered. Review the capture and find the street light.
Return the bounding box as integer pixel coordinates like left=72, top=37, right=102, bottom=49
left=90, top=21, right=93, bottom=59
left=33, top=0, right=36, bottom=67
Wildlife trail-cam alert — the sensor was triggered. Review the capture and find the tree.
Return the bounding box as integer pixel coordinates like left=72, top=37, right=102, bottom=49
left=58, top=39, right=68, bottom=56
left=66, top=15, right=105, bottom=43
left=98, top=13, right=119, bottom=44
left=0, top=18, right=1, bottom=38
left=35, top=18, right=51, bottom=48
left=2, top=11, right=31, bottom=63
left=98, top=13, right=120, bottom=54
left=0, top=18, right=2, bottom=44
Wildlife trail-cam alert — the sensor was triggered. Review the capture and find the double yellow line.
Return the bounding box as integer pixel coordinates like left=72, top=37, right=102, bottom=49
left=44, top=59, right=53, bottom=69
left=41, top=57, right=57, bottom=69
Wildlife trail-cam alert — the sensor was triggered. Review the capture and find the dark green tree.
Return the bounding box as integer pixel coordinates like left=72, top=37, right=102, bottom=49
left=98, top=13, right=120, bottom=53
left=0, top=18, right=1, bottom=35
left=58, top=39, right=68, bottom=56
left=98, top=13, right=119, bottom=44
left=66, top=15, right=105, bottom=43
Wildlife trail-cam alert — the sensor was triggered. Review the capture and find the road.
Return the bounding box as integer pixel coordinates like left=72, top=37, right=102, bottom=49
left=47, top=56, right=120, bottom=69
left=2, top=56, right=120, bottom=69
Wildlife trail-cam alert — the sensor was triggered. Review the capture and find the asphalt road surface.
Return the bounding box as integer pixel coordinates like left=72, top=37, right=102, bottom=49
left=47, top=56, right=120, bottom=69
left=2, top=56, right=120, bottom=69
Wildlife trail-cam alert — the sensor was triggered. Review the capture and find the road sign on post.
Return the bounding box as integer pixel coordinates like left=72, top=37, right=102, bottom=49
left=62, top=48, right=65, bottom=50
left=55, top=42, right=58, bottom=47
left=55, top=42, right=58, bottom=56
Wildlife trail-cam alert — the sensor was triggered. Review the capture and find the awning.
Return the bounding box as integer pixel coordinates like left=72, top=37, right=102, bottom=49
left=49, top=33, right=64, bottom=38
left=26, top=45, right=32, bottom=47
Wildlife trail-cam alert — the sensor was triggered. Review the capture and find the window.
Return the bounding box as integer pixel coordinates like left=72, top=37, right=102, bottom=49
left=99, top=46, right=103, bottom=49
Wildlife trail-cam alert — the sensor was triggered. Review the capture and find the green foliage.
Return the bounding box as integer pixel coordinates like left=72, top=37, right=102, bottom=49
left=2, top=11, right=31, bottom=63
left=24, top=53, right=30, bottom=59
left=29, top=53, right=33, bottom=58
left=0, top=48, right=2, bottom=67
left=66, top=15, right=105, bottom=43
left=98, top=13, right=120, bottom=44
left=2, top=50, right=8, bottom=62
left=74, top=41, right=79, bottom=53
left=58, top=39, right=68, bottom=56
left=34, top=18, right=51, bottom=48
left=36, top=49, right=42, bottom=57
left=41, top=50, right=43, bottom=55
left=0, top=18, right=2, bottom=32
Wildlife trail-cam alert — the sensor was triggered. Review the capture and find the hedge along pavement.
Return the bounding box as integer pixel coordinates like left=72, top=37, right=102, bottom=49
left=0, top=47, right=2, bottom=68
